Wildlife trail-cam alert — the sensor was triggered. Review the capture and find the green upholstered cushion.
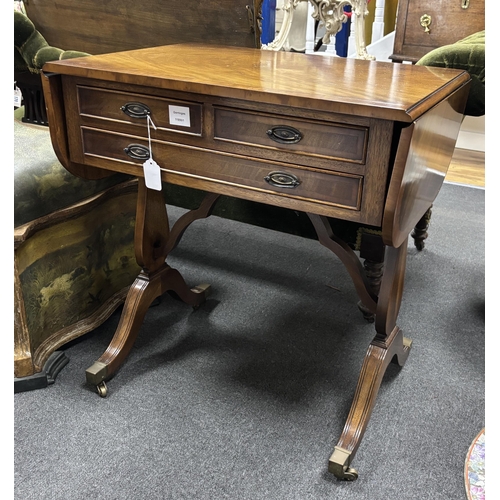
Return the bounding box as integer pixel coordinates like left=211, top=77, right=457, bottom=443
left=14, top=47, right=27, bottom=73
left=416, top=31, right=485, bottom=117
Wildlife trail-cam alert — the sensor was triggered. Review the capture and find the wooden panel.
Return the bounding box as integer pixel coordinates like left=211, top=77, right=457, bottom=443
left=41, top=72, right=108, bottom=180
left=77, top=86, right=203, bottom=136
left=80, top=127, right=363, bottom=212
left=25, top=0, right=263, bottom=55
left=382, top=83, right=470, bottom=247
left=14, top=257, right=34, bottom=378
left=391, top=0, right=485, bottom=63
left=213, top=107, right=368, bottom=163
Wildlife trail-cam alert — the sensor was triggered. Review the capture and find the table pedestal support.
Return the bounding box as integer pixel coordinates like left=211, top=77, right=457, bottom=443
left=308, top=213, right=412, bottom=479
left=85, top=180, right=215, bottom=396
left=329, top=239, right=412, bottom=480
left=86, top=190, right=412, bottom=481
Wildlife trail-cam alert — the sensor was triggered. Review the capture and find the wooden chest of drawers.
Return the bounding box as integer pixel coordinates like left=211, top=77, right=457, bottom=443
left=390, top=0, right=485, bottom=63
left=58, top=73, right=395, bottom=226
left=45, top=44, right=469, bottom=231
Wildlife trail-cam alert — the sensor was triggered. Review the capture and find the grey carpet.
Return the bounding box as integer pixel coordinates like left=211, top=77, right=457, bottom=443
left=14, top=182, right=485, bottom=500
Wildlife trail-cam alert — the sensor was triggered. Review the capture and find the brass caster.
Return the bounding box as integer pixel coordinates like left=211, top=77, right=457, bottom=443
left=343, top=467, right=359, bottom=481
left=192, top=283, right=211, bottom=310
left=329, top=446, right=359, bottom=481
left=96, top=381, right=108, bottom=398
left=403, top=336, right=413, bottom=349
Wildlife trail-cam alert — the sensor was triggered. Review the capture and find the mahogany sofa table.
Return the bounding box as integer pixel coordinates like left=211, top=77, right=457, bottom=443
left=41, top=44, right=470, bottom=480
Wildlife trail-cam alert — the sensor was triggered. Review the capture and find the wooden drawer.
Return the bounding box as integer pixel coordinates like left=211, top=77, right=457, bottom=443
left=391, top=0, right=485, bottom=63
left=80, top=127, right=363, bottom=212
left=213, top=106, right=368, bottom=163
left=77, top=85, right=203, bottom=135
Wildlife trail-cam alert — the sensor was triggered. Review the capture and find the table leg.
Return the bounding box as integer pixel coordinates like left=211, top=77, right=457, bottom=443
left=85, top=180, right=211, bottom=397
left=411, top=205, right=433, bottom=251
left=329, top=239, right=412, bottom=480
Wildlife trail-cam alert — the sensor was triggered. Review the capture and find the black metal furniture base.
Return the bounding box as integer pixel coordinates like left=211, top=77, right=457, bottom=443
left=14, top=351, right=69, bottom=393
left=15, top=70, right=48, bottom=126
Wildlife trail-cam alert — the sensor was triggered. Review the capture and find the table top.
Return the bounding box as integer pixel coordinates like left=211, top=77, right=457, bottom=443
left=43, top=43, right=470, bottom=123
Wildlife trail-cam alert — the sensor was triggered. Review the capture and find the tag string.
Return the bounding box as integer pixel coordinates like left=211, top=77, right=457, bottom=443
left=146, top=114, right=157, bottom=160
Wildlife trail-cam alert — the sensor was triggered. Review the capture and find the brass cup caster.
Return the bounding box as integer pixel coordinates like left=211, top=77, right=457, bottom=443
left=329, top=446, right=359, bottom=481
left=191, top=283, right=211, bottom=310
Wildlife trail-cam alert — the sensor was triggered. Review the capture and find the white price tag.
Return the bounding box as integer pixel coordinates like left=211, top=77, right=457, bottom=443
left=143, top=158, right=162, bottom=191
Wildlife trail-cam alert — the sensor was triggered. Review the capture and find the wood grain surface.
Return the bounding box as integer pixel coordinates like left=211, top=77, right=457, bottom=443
left=43, top=44, right=470, bottom=123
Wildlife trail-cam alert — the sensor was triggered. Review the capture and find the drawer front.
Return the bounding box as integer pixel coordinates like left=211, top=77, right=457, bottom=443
left=77, top=85, right=203, bottom=135
left=81, top=128, right=362, bottom=211
left=214, top=107, right=368, bottom=163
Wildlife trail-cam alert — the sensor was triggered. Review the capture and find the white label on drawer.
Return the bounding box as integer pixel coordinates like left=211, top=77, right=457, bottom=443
left=143, top=159, right=162, bottom=191
left=169, top=105, right=191, bottom=127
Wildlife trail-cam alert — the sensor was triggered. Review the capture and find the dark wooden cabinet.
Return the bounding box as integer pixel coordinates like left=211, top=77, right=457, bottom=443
left=390, top=0, right=485, bottom=63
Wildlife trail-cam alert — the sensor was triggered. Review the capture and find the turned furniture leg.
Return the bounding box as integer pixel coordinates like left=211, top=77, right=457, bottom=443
left=329, top=239, right=412, bottom=480
left=85, top=180, right=211, bottom=397
left=357, top=260, right=384, bottom=322
left=357, top=232, right=386, bottom=323
left=411, top=205, right=432, bottom=251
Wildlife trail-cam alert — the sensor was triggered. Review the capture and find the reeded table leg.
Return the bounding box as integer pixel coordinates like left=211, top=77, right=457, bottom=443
left=328, top=239, right=412, bottom=480
left=85, top=180, right=211, bottom=397
left=85, top=266, right=210, bottom=396
left=305, top=215, right=413, bottom=479
left=329, top=327, right=412, bottom=479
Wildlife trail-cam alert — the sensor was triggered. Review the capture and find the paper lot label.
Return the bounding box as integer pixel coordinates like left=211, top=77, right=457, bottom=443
left=168, top=105, right=191, bottom=127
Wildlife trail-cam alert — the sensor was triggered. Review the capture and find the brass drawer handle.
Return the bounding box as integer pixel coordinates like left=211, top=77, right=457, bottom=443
left=462, top=0, right=470, bottom=9
left=121, top=102, right=151, bottom=119
left=264, top=171, right=301, bottom=189
left=124, top=143, right=150, bottom=160
left=266, top=125, right=303, bottom=144
left=420, top=14, right=432, bottom=33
